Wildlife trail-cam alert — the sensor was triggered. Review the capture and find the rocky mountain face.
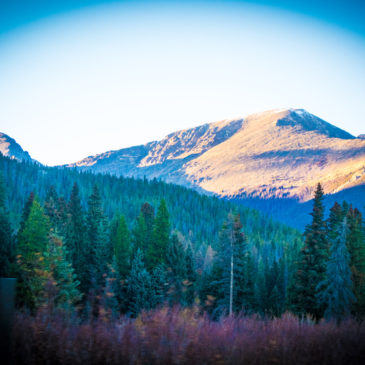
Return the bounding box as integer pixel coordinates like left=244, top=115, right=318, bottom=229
left=0, top=132, right=33, bottom=162
left=67, top=109, right=365, bottom=205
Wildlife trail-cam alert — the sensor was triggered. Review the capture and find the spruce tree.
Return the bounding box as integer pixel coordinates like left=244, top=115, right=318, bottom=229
left=212, top=218, right=232, bottom=315
left=16, top=198, right=50, bottom=310
left=184, top=244, right=196, bottom=306
left=66, top=183, right=88, bottom=295
left=327, top=202, right=343, bottom=242
left=132, top=213, right=148, bottom=254
left=166, top=233, right=187, bottom=304
left=44, top=185, right=59, bottom=230
left=100, top=259, right=121, bottom=319
left=86, top=184, right=110, bottom=286
left=132, top=202, right=154, bottom=255
left=346, top=207, right=365, bottom=318
left=151, top=263, right=168, bottom=308
left=318, top=218, right=355, bottom=324
left=126, top=249, right=153, bottom=317
left=18, top=192, right=34, bottom=235
left=232, top=213, right=254, bottom=314
left=141, top=202, right=155, bottom=238
left=0, top=174, right=13, bottom=277
left=147, top=199, right=170, bottom=270
left=45, top=234, right=82, bottom=310
left=289, top=183, right=328, bottom=320
left=210, top=213, right=254, bottom=316
left=112, top=215, right=131, bottom=278
left=56, top=196, right=68, bottom=237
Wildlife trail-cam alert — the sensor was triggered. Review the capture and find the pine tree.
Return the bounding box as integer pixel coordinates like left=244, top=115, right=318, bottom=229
left=141, top=202, right=155, bottom=238
left=232, top=214, right=254, bottom=314
left=112, top=215, right=131, bottom=278
left=66, top=182, right=88, bottom=294
left=327, top=202, right=343, bottom=242
left=318, top=218, right=355, bottom=324
left=44, top=185, right=59, bottom=230
left=126, top=249, right=153, bottom=317
left=151, top=263, right=168, bottom=308
left=45, top=234, right=82, bottom=310
left=100, top=258, right=121, bottom=320
left=184, top=244, right=196, bottom=306
left=346, top=207, right=365, bottom=318
left=18, top=192, right=34, bottom=235
left=86, top=184, right=110, bottom=286
left=16, top=198, right=50, bottom=310
left=132, top=213, right=148, bottom=254
left=0, top=173, right=13, bottom=277
left=254, top=259, right=267, bottom=315
left=56, top=196, right=68, bottom=237
left=289, top=183, right=329, bottom=320
left=212, top=218, right=232, bottom=315
left=132, top=202, right=155, bottom=255
left=146, top=199, right=170, bottom=270
left=166, top=233, right=187, bottom=304
left=210, top=213, right=254, bottom=316
left=266, top=259, right=286, bottom=317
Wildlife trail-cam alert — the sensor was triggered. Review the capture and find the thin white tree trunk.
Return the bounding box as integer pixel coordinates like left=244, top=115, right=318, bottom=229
left=229, top=250, right=234, bottom=316
left=229, top=221, right=234, bottom=316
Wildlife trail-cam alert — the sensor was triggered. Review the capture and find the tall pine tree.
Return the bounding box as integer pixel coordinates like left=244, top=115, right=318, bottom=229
left=146, top=199, right=170, bottom=270
left=0, top=173, right=13, bottom=277
left=126, top=249, right=153, bottom=317
left=66, top=182, right=89, bottom=295
left=112, top=215, right=131, bottom=278
left=346, top=207, right=365, bottom=318
left=86, top=184, right=110, bottom=287
left=16, top=198, right=50, bottom=310
left=289, top=183, right=328, bottom=320
left=318, top=218, right=355, bottom=324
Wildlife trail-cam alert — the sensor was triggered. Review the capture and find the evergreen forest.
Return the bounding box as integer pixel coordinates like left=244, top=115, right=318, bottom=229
left=1, top=153, right=365, bottom=364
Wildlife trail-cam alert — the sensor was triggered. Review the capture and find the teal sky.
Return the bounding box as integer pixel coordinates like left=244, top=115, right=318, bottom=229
left=0, top=0, right=364, bottom=165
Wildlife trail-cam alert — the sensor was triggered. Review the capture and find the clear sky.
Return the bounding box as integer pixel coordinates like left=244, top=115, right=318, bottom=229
left=0, top=0, right=364, bottom=166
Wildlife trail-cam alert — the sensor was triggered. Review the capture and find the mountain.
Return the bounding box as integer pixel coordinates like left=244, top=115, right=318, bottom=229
left=67, top=109, right=365, bottom=204
left=68, top=118, right=244, bottom=191
left=0, top=132, right=33, bottom=162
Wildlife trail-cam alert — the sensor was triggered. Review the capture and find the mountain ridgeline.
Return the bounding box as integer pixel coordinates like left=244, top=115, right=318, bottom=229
left=0, top=132, right=34, bottom=163
left=65, top=109, right=365, bottom=228
left=1, top=108, right=364, bottom=229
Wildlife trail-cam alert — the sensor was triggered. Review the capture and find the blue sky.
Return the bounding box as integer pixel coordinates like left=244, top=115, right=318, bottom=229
left=0, top=0, right=364, bottom=165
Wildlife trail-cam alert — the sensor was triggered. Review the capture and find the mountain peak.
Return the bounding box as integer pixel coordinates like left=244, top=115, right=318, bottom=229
left=66, top=108, right=365, bottom=203
left=275, top=109, right=354, bottom=139
left=0, top=132, right=33, bottom=162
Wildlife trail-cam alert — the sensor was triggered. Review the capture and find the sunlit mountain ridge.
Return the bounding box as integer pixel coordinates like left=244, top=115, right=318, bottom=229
left=66, top=108, right=365, bottom=203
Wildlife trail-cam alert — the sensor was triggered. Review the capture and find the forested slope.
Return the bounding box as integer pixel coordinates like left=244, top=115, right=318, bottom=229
left=0, top=153, right=301, bottom=253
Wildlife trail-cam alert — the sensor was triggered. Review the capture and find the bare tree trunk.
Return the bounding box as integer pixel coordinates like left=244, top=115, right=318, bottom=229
left=229, top=250, right=233, bottom=316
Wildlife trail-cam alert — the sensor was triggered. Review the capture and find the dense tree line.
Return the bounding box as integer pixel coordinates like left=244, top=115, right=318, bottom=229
left=289, top=183, right=365, bottom=322
left=0, top=154, right=300, bottom=254
left=0, top=155, right=364, bottom=321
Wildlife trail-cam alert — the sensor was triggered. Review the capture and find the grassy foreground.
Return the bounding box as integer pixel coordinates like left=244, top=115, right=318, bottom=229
left=11, top=307, right=365, bottom=365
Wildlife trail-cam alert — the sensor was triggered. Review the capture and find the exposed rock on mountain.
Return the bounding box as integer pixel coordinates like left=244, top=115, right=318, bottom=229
left=0, top=132, right=33, bottom=162
left=67, top=109, right=365, bottom=203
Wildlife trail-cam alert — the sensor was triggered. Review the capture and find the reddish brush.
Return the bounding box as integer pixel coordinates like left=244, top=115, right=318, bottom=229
left=11, top=307, right=365, bottom=364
